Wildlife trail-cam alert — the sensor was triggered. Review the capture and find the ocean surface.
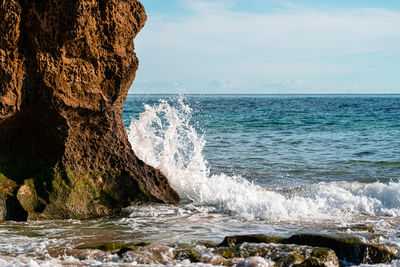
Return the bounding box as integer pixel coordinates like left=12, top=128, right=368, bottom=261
left=1, top=94, right=400, bottom=266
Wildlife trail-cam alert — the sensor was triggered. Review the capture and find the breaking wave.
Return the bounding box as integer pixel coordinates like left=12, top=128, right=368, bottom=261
left=128, top=96, right=400, bottom=222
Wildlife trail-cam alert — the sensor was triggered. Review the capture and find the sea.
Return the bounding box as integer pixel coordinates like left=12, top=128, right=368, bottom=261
left=0, top=94, right=399, bottom=266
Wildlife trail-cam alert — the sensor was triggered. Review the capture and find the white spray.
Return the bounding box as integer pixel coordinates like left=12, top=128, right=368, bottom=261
left=128, top=96, right=400, bottom=221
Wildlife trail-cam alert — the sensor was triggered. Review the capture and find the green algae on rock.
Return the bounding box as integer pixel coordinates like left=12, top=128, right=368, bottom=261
left=218, top=234, right=285, bottom=247
left=16, top=179, right=47, bottom=215
left=76, top=241, right=150, bottom=253
left=282, top=233, right=397, bottom=265
left=211, top=242, right=340, bottom=267
left=218, top=233, right=398, bottom=265
left=0, top=0, right=178, bottom=221
left=173, top=247, right=202, bottom=263
left=0, top=173, right=27, bottom=221
left=0, top=173, right=17, bottom=196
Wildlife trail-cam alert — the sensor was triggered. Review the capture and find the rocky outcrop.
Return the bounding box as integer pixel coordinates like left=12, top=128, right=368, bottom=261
left=0, top=0, right=178, bottom=220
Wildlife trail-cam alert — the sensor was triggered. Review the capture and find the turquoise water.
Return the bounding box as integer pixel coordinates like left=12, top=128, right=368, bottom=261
left=1, top=94, right=400, bottom=266
left=123, top=94, right=400, bottom=188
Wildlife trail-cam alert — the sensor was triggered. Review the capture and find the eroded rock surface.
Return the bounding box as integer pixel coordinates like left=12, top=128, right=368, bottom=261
left=0, top=0, right=178, bottom=220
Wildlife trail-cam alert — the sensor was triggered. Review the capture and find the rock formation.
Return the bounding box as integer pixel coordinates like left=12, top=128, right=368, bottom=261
left=0, top=0, right=179, bottom=221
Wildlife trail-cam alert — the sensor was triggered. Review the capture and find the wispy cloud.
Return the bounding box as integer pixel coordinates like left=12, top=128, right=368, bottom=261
left=179, top=0, right=234, bottom=15
left=133, top=0, right=400, bottom=94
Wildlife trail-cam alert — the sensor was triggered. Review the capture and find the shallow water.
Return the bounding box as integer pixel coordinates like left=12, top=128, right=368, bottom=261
left=1, top=94, right=400, bottom=266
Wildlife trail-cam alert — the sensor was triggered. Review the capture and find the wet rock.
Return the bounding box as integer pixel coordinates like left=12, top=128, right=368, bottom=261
left=76, top=241, right=150, bottom=253
left=218, top=234, right=285, bottom=247
left=363, top=243, right=398, bottom=264
left=214, top=246, right=242, bottom=259
left=0, top=191, right=8, bottom=221
left=218, top=233, right=397, bottom=266
left=215, top=242, right=339, bottom=267
left=235, top=256, right=273, bottom=267
left=293, top=248, right=339, bottom=267
left=173, top=247, right=202, bottom=263
left=336, top=224, right=375, bottom=235
left=0, top=174, right=27, bottom=221
left=282, top=233, right=397, bottom=265
left=202, top=254, right=229, bottom=266
left=0, top=0, right=179, bottom=220
left=121, top=245, right=174, bottom=265
left=0, top=173, right=17, bottom=196
left=351, top=224, right=375, bottom=233
left=117, top=247, right=133, bottom=258
left=16, top=180, right=46, bottom=214
left=48, top=248, right=106, bottom=261
left=198, top=240, right=219, bottom=248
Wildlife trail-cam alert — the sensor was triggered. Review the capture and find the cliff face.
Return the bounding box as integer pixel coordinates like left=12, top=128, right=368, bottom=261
left=0, top=0, right=178, bottom=221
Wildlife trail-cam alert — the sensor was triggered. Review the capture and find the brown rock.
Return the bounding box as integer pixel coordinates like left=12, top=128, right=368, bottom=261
left=283, top=233, right=397, bottom=265
left=0, top=0, right=178, bottom=220
left=218, top=233, right=397, bottom=265
left=218, top=234, right=284, bottom=247
left=16, top=181, right=47, bottom=214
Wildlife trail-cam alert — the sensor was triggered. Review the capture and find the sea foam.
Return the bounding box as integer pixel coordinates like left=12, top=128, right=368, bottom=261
left=128, top=96, right=400, bottom=222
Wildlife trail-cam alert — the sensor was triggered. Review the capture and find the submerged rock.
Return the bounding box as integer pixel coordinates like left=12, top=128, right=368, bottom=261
left=75, top=241, right=150, bottom=253
left=173, top=247, right=202, bottom=263
left=218, top=233, right=397, bottom=265
left=121, top=245, right=174, bottom=265
left=219, top=234, right=285, bottom=247
left=0, top=0, right=178, bottom=220
left=283, top=233, right=397, bottom=265
left=214, top=242, right=339, bottom=267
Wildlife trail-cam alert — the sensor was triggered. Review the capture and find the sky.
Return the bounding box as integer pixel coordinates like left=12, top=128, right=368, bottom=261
left=130, top=0, right=400, bottom=94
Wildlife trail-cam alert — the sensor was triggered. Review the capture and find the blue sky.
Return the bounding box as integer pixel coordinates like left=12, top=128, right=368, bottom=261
left=130, top=0, right=400, bottom=94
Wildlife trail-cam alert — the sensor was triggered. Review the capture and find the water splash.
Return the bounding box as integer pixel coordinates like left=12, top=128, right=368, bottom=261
left=128, top=96, right=400, bottom=221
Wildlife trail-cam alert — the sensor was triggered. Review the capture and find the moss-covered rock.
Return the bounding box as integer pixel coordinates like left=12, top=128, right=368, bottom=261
left=214, top=246, right=242, bottom=259
left=0, top=191, right=28, bottom=222
left=218, top=234, right=285, bottom=247
left=173, top=248, right=202, bottom=262
left=198, top=241, right=219, bottom=248
left=217, top=233, right=396, bottom=266
left=76, top=241, right=149, bottom=252
left=351, top=224, right=375, bottom=233
left=294, top=257, right=326, bottom=267
left=0, top=159, right=140, bottom=220
left=282, top=233, right=397, bottom=265
left=278, top=252, right=305, bottom=266
left=121, top=245, right=174, bottom=264
left=364, top=243, right=397, bottom=264
left=0, top=174, right=18, bottom=221
left=296, top=247, right=339, bottom=267
left=17, top=180, right=47, bottom=214
left=0, top=173, right=18, bottom=196
left=0, top=191, right=8, bottom=221
left=35, top=168, right=125, bottom=220
left=214, top=242, right=339, bottom=267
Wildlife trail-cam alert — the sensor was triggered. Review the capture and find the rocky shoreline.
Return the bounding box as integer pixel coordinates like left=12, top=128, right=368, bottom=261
left=48, top=230, right=398, bottom=266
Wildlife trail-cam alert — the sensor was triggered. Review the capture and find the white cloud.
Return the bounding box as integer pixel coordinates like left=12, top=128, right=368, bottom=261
left=133, top=1, right=400, bottom=93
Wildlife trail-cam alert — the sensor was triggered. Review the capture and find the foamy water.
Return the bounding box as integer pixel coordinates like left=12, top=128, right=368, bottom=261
left=1, top=95, right=399, bottom=266
left=128, top=96, right=400, bottom=222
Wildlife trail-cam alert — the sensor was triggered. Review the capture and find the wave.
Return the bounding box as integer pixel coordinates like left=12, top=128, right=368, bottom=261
left=127, top=96, right=400, bottom=222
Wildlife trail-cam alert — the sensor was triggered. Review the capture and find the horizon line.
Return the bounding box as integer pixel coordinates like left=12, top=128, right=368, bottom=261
left=128, top=93, right=400, bottom=95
